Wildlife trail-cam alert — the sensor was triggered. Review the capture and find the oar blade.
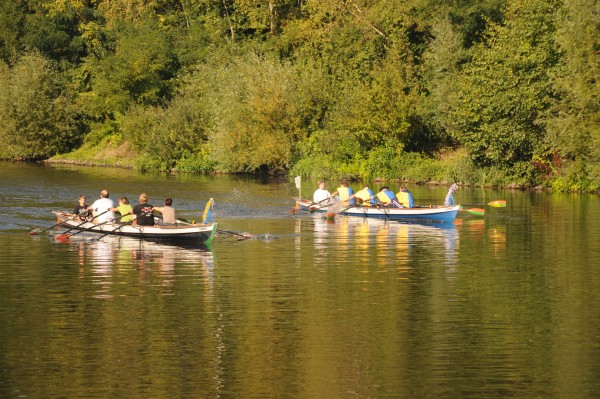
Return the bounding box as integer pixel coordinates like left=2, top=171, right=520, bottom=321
left=466, top=208, right=485, bottom=216
left=54, top=233, right=72, bottom=241
left=487, top=200, right=507, bottom=208
left=28, top=229, right=41, bottom=236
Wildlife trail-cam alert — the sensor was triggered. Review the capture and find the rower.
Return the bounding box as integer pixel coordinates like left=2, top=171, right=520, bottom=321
left=396, top=187, right=415, bottom=208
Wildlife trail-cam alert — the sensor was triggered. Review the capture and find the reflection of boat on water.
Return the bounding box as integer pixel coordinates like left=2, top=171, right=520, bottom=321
left=104, top=235, right=214, bottom=255
left=64, top=235, right=215, bottom=298
left=63, top=235, right=213, bottom=263
left=295, top=199, right=459, bottom=223
left=301, top=214, right=460, bottom=270
left=307, top=214, right=458, bottom=244
left=338, top=216, right=457, bottom=236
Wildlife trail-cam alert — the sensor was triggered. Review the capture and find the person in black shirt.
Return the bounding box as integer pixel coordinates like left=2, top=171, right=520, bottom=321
left=132, top=193, right=155, bottom=226
left=73, top=195, right=90, bottom=221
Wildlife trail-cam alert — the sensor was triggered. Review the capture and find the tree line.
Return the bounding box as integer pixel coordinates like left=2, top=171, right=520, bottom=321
left=0, top=0, right=598, bottom=191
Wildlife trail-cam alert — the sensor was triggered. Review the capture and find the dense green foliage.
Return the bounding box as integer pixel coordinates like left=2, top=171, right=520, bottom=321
left=0, top=0, right=598, bottom=191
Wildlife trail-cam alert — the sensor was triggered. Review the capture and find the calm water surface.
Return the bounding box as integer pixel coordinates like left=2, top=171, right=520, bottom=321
left=1, top=162, right=599, bottom=398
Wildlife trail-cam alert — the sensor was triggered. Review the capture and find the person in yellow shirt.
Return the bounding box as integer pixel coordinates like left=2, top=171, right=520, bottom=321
left=110, top=197, right=134, bottom=224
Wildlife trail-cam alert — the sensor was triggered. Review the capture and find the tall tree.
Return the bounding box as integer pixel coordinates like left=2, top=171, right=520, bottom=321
left=206, top=54, right=302, bottom=172
left=544, top=0, right=600, bottom=189
left=444, top=0, right=561, bottom=177
left=0, top=52, right=79, bottom=159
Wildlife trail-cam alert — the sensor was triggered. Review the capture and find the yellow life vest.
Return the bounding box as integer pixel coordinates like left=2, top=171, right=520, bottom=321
left=355, top=188, right=372, bottom=204
left=376, top=191, right=391, bottom=204
left=337, top=186, right=351, bottom=201
left=397, top=191, right=412, bottom=208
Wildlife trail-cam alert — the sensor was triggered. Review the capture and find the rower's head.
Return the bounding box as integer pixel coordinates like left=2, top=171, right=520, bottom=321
left=318, top=180, right=326, bottom=189
left=78, top=195, right=86, bottom=203
left=450, top=184, right=458, bottom=192
left=164, top=198, right=172, bottom=206
left=119, top=197, right=129, bottom=205
left=139, top=193, right=148, bottom=203
left=100, top=189, right=109, bottom=198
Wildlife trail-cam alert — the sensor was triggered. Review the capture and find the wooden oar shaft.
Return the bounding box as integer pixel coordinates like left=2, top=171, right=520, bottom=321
left=57, top=209, right=111, bottom=236
left=29, top=220, right=66, bottom=235
left=461, top=200, right=506, bottom=208
left=56, top=212, right=124, bottom=239
left=217, top=229, right=252, bottom=239
left=97, top=222, right=127, bottom=240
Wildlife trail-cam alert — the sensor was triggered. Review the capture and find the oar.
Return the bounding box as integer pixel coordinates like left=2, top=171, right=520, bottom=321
left=459, top=200, right=506, bottom=216
left=291, top=197, right=335, bottom=214
left=54, top=210, right=113, bottom=240
left=172, top=215, right=252, bottom=239
left=460, top=207, right=486, bottom=216
left=96, top=222, right=127, bottom=240
left=373, top=203, right=391, bottom=219
left=52, top=210, right=110, bottom=238
left=461, top=200, right=506, bottom=208
left=324, top=200, right=353, bottom=220
left=217, top=229, right=253, bottom=239
left=29, top=218, right=68, bottom=236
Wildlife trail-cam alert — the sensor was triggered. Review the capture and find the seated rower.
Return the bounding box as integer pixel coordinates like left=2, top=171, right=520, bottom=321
left=330, top=179, right=356, bottom=206
left=72, top=195, right=91, bottom=221
left=376, top=186, right=402, bottom=208
left=155, top=198, right=177, bottom=226
left=396, top=187, right=415, bottom=208
left=132, top=193, right=155, bottom=226
left=349, top=184, right=376, bottom=206
left=313, top=180, right=331, bottom=204
left=109, top=197, right=134, bottom=225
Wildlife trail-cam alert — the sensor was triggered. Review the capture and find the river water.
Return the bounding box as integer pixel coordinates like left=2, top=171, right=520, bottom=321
left=1, top=161, right=599, bottom=398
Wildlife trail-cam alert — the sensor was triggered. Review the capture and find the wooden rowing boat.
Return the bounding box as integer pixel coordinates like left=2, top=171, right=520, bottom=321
left=295, top=199, right=460, bottom=223
left=52, top=211, right=218, bottom=244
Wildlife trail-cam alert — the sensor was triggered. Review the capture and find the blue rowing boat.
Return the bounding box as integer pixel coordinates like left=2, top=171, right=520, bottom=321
left=295, top=199, right=459, bottom=223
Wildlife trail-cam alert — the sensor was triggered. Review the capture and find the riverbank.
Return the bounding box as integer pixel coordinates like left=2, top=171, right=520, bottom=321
left=43, top=158, right=135, bottom=169
left=40, top=156, right=546, bottom=192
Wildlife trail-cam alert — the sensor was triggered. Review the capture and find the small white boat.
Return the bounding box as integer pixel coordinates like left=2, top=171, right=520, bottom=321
left=295, top=199, right=460, bottom=223
left=52, top=211, right=218, bottom=244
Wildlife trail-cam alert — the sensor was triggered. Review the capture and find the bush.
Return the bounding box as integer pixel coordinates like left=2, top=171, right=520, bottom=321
left=175, top=152, right=217, bottom=173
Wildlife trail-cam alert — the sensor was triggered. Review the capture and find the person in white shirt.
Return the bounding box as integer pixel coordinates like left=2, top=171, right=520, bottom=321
left=444, top=183, right=458, bottom=206
left=313, top=180, right=331, bottom=203
left=87, top=189, right=115, bottom=223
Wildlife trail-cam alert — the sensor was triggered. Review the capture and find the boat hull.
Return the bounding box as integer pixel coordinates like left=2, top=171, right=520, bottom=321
left=54, top=212, right=217, bottom=244
left=295, top=200, right=459, bottom=223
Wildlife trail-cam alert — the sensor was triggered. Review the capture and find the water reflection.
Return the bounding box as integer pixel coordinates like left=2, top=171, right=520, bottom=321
left=56, top=236, right=214, bottom=299
left=297, top=214, right=460, bottom=276
left=5, top=163, right=600, bottom=398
